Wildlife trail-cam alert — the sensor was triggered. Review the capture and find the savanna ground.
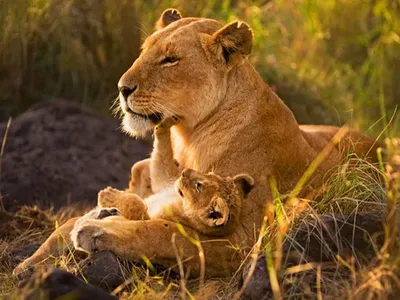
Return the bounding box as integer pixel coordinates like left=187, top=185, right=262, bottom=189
left=0, top=0, right=399, bottom=299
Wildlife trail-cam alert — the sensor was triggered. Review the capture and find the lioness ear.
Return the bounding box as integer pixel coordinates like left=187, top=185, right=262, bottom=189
left=155, top=8, right=182, bottom=30
left=233, top=174, right=254, bottom=197
left=205, top=21, right=252, bottom=67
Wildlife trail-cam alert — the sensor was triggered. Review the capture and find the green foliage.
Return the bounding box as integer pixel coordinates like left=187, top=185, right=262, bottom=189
left=315, top=155, right=387, bottom=214
left=0, top=0, right=398, bottom=133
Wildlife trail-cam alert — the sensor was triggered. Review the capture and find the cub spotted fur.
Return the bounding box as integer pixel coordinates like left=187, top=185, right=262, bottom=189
left=152, top=116, right=254, bottom=235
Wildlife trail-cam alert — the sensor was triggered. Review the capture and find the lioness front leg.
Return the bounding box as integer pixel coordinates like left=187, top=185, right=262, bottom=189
left=13, top=217, right=79, bottom=277
left=98, top=187, right=149, bottom=220
left=13, top=207, right=121, bottom=277
left=71, top=218, right=241, bottom=277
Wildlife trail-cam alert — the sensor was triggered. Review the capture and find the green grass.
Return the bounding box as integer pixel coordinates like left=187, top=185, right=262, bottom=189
left=0, top=0, right=399, bottom=135
left=261, top=137, right=400, bottom=300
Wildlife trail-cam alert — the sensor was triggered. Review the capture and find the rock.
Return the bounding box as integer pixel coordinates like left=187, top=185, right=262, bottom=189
left=12, top=268, right=116, bottom=300
left=239, top=212, right=385, bottom=299
left=284, top=212, right=385, bottom=264
left=0, top=100, right=151, bottom=211
left=77, top=251, right=127, bottom=292
left=11, top=243, right=41, bottom=265
left=238, top=253, right=271, bottom=300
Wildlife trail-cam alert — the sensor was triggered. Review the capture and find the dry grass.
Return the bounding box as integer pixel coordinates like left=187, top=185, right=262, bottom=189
left=0, top=205, right=86, bottom=295
left=1, top=137, right=399, bottom=300
left=279, top=138, right=400, bottom=300
left=235, top=136, right=399, bottom=300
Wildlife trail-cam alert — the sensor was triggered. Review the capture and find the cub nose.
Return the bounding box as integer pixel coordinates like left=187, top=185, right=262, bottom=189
left=119, top=85, right=137, bottom=99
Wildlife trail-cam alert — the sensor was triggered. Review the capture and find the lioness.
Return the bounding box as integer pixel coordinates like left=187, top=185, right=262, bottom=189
left=15, top=9, right=379, bottom=278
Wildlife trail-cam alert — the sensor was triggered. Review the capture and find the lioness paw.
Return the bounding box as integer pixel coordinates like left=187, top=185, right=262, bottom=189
left=13, top=259, right=35, bottom=279
left=97, top=207, right=120, bottom=219
left=71, top=220, right=108, bottom=253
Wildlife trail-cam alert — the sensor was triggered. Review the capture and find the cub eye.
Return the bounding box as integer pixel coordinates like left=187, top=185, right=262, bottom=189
left=195, top=182, right=202, bottom=193
left=160, top=56, right=180, bottom=65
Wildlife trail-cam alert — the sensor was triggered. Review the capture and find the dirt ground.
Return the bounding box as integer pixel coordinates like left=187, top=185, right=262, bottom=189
left=0, top=100, right=151, bottom=211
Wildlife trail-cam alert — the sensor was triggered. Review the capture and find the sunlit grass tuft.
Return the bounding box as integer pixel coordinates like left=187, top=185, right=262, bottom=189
left=0, top=0, right=398, bottom=136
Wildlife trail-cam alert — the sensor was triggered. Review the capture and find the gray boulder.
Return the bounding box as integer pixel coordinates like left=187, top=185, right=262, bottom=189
left=0, top=100, right=151, bottom=210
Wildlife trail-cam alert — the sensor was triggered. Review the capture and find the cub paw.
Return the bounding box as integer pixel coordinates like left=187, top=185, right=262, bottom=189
left=154, top=116, right=179, bottom=132
left=98, top=186, right=124, bottom=208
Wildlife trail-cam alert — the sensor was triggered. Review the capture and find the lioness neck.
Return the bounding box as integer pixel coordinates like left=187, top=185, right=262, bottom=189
left=172, top=61, right=311, bottom=175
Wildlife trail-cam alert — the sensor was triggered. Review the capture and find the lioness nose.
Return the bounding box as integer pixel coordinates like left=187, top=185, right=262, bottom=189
left=119, top=85, right=137, bottom=99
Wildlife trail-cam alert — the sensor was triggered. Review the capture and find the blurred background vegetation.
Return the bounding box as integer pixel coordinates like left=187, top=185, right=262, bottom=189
left=0, top=0, right=398, bottom=136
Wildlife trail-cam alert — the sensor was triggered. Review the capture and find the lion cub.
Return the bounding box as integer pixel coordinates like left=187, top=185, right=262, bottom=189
left=147, top=117, right=254, bottom=235
left=169, top=168, right=254, bottom=236
left=97, top=117, right=254, bottom=236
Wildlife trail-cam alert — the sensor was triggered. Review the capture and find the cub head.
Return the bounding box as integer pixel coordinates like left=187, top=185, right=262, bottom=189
left=176, top=168, right=254, bottom=228
left=117, top=8, right=253, bottom=137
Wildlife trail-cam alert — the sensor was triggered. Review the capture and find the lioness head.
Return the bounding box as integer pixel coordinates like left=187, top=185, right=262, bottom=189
left=118, top=9, right=253, bottom=136
left=176, top=168, right=254, bottom=228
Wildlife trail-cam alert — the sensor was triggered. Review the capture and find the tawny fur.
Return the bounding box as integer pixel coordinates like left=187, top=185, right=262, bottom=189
left=15, top=9, right=380, bottom=278
left=170, top=168, right=254, bottom=236
left=150, top=116, right=182, bottom=193
left=149, top=116, right=254, bottom=235
left=76, top=167, right=253, bottom=241
left=96, top=116, right=253, bottom=237
left=128, top=158, right=153, bottom=199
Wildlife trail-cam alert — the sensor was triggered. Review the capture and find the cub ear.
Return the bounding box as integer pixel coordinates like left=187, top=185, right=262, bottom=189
left=208, top=197, right=230, bottom=226
left=233, top=174, right=254, bottom=197
left=204, top=21, right=252, bottom=67
left=155, top=8, right=183, bottom=30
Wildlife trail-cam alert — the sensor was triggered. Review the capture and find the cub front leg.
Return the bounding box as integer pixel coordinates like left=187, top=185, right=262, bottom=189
left=129, top=158, right=153, bottom=198
left=97, top=186, right=149, bottom=220
left=70, top=218, right=241, bottom=278
left=151, top=116, right=182, bottom=193
left=71, top=216, right=126, bottom=254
